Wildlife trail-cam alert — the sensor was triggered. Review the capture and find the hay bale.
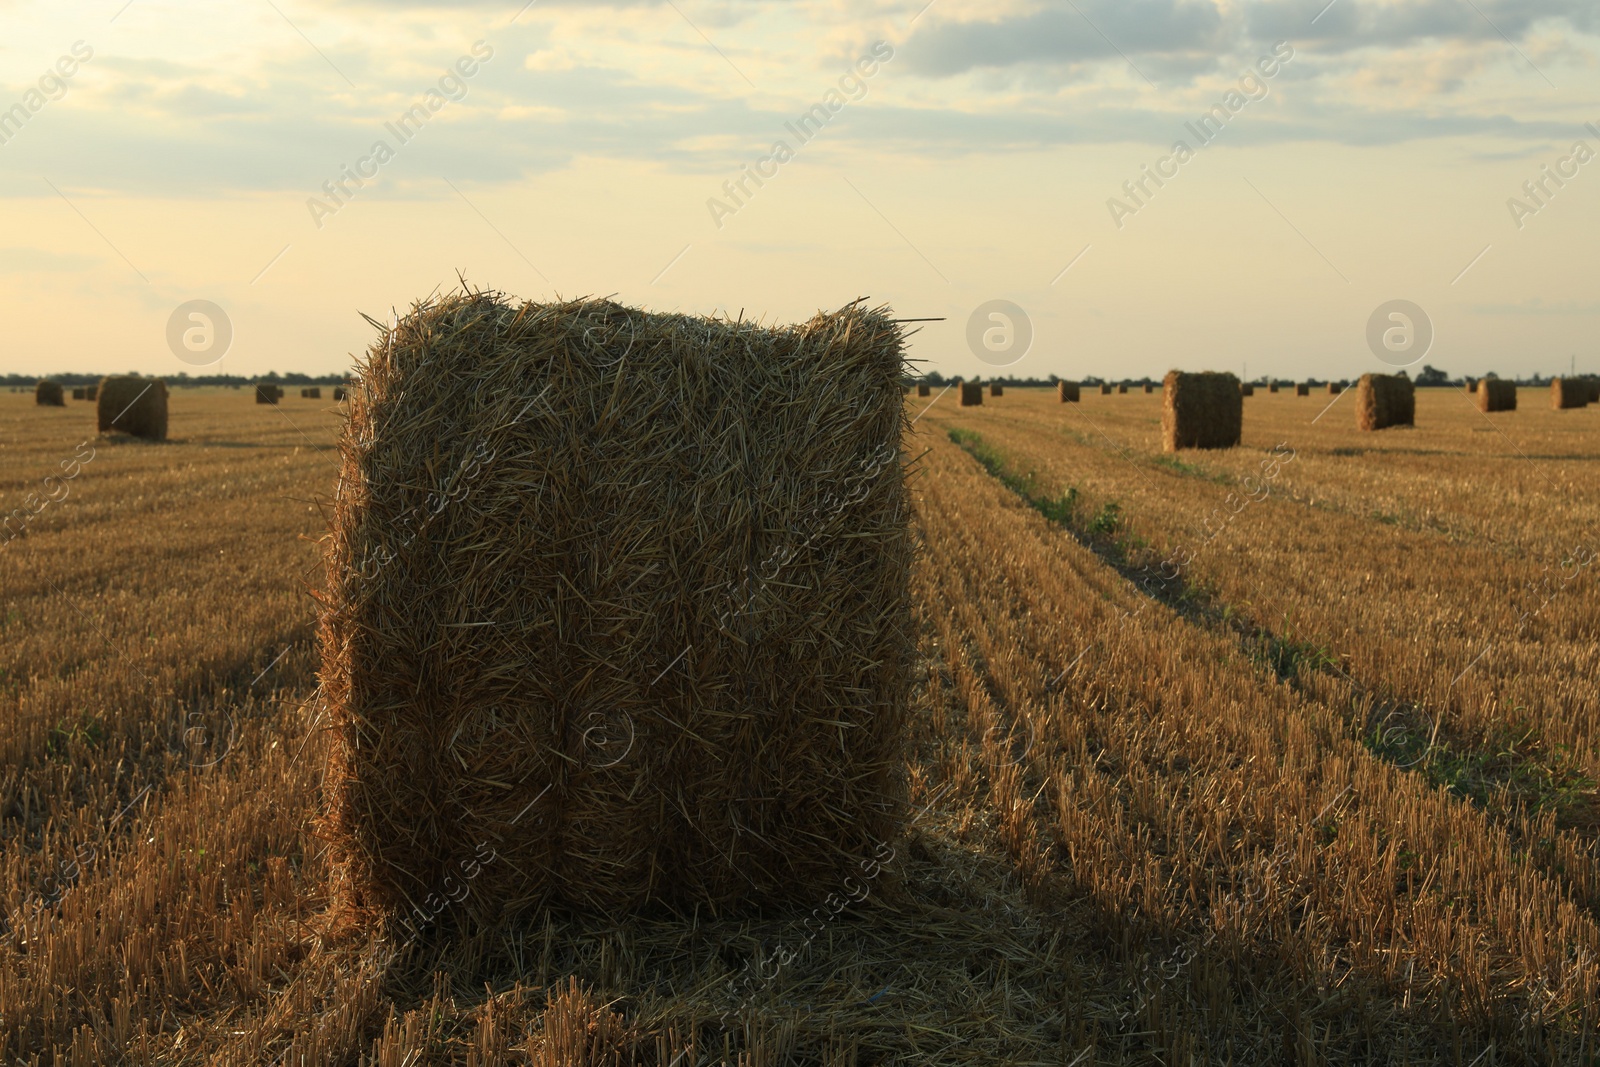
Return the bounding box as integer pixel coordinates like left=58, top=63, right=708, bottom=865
left=1099, top=383, right=1112, bottom=395
left=1589, top=379, right=1600, bottom=403
left=35, top=381, right=65, bottom=406
left=1268, top=381, right=1279, bottom=394
left=1478, top=378, right=1516, bottom=412
left=306, top=386, right=323, bottom=399
left=86, top=385, right=98, bottom=401
left=1295, top=382, right=1310, bottom=397
left=1466, top=377, right=1478, bottom=393
left=96, top=376, right=169, bottom=440
left=960, top=381, right=984, bottom=406
left=1161, top=370, right=1242, bottom=452
left=256, top=383, right=281, bottom=405
left=1117, top=382, right=1128, bottom=394
left=1239, top=383, right=1255, bottom=397
left=334, top=386, right=348, bottom=401
left=1057, top=380, right=1079, bottom=403
left=1356, top=373, right=1415, bottom=430
left=71, top=387, right=86, bottom=400
left=1143, top=382, right=1154, bottom=394
left=1327, top=382, right=1341, bottom=395
left=320, top=291, right=913, bottom=925
left=988, top=382, right=1003, bottom=397
left=1551, top=378, right=1589, bottom=409
left=916, top=383, right=930, bottom=397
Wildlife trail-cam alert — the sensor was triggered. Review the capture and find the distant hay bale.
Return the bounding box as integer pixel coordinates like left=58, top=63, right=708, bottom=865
left=1466, top=377, right=1478, bottom=393
left=988, top=382, right=1003, bottom=397
left=1240, top=383, right=1255, bottom=397
left=1295, top=382, right=1310, bottom=396
left=1551, top=378, right=1589, bottom=409
left=256, top=383, right=281, bottom=405
left=1057, top=380, right=1079, bottom=402
left=916, top=383, right=930, bottom=397
left=1099, top=383, right=1112, bottom=395
left=96, top=376, right=169, bottom=440
left=1356, top=373, right=1415, bottom=430
left=319, top=290, right=913, bottom=926
left=71, top=387, right=86, bottom=400
left=1117, top=382, right=1128, bottom=394
left=960, top=381, right=984, bottom=406
left=306, top=386, right=323, bottom=399
left=1589, top=379, right=1600, bottom=403
left=1268, top=382, right=1279, bottom=393
left=1478, top=378, right=1516, bottom=412
left=1327, top=382, right=1341, bottom=394
left=86, top=385, right=98, bottom=401
left=35, top=380, right=65, bottom=406
left=1162, top=370, right=1242, bottom=452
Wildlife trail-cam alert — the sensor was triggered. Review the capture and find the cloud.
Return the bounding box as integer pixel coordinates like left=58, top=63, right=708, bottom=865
left=0, top=246, right=98, bottom=273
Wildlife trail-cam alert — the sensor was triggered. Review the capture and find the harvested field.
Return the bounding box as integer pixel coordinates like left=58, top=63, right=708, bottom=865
left=2, top=380, right=1599, bottom=1065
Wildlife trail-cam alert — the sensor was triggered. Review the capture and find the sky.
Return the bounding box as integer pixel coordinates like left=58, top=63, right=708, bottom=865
left=0, top=0, right=1597, bottom=382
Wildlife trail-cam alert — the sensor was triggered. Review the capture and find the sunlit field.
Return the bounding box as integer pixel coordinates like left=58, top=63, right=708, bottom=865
left=1, top=384, right=1596, bottom=1064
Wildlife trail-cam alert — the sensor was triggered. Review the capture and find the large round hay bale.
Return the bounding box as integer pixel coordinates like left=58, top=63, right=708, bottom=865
left=1356, top=373, right=1415, bottom=430
left=959, top=381, right=984, bottom=406
left=96, top=376, right=169, bottom=440
left=1143, top=382, right=1154, bottom=394
left=71, top=387, right=86, bottom=401
left=256, top=383, right=281, bottom=405
left=1589, top=379, right=1600, bottom=403
left=35, top=381, right=65, bottom=406
left=319, top=291, right=913, bottom=926
left=916, top=383, right=931, bottom=397
left=1057, top=380, right=1080, bottom=402
left=85, top=385, right=97, bottom=401
left=1117, top=382, right=1128, bottom=394
left=1552, top=378, right=1589, bottom=409
left=1161, top=370, right=1242, bottom=452
left=306, top=386, right=323, bottom=399
left=1099, top=383, right=1112, bottom=395
left=1478, top=378, right=1516, bottom=412
left=334, top=386, right=348, bottom=401
left=1268, top=381, right=1279, bottom=393
left=1327, top=382, right=1341, bottom=394
left=1239, top=382, right=1255, bottom=397
left=1295, top=382, right=1310, bottom=397
left=988, top=382, right=1003, bottom=397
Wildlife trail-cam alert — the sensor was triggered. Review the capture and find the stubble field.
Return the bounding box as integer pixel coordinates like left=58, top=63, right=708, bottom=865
left=1, top=384, right=1597, bottom=1065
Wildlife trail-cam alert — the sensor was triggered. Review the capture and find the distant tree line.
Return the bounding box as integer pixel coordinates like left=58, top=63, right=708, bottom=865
left=2, top=371, right=350, bottom=388
left=902, top=364, right=1584, bottom=388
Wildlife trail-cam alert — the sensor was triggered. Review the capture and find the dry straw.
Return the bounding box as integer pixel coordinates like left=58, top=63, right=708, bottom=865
left=318, top=289, right=913, bottom=927
left=1239, top=382, right=1255, bottom=397
left=1327, top=382, right=1341, bottom=394
left=960, top=381, right=984, bottom=406
left=96, top=376, right=169, bottom=440
left=1143, top=382, right=1154, bottom=394
left=1117, top=382, right=1128, bottom=394
left=1161, top=370, right=1242, bottom=452
left=1057, top=380, right=1079, bottom=403
left=1295, top=382, right=1310, bottom=396
left=1551, top=378, right=1589, bottom=409
left=1356, top=372, right=1415, bottom=430
left=1268, top=381, right=1279, bottom=393
left=35, top=380, right=64, bottom=407
left=256, top=383, right=281, bottom=405
left=916, top=383, right=931, bottom=397
left=1099, top=383, right=1112, bottom=395
left=1477, top=378, right=1516, bottom=413
left=988, top=382, right=1003, bottom=397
